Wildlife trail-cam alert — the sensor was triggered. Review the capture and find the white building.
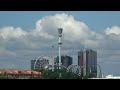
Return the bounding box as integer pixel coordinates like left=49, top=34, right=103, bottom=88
left=91, top=74, right=120, bottom=79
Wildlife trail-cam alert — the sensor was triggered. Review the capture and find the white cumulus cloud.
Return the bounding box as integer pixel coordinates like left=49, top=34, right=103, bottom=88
left=35, top=13, right=96, bottom=43
left=0, top=27, right=27, bottom=40
left=0, top=13, right=120, bottom=75
left=105, top=26, right=120, bottom=35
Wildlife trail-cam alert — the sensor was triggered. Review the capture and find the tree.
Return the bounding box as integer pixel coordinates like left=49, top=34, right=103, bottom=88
left=41, top=69, right=81, bottom=79
left=0, top=72, right=8, bottom=79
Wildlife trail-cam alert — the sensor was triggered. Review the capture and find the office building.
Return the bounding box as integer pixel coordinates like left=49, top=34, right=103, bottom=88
left=78, top=49, right=97, bottom=77
left=55, top=55, right=73, bottom=68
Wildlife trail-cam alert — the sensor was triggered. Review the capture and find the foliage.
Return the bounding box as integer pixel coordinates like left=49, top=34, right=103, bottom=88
left=0, top=72, right=8, bottom=79
left=35, top=69, right=96, bottom=79
left=41, top=69, right=82, bottom=79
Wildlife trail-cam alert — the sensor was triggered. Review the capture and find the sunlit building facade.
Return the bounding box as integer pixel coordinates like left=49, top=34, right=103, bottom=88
left=78, top=49, right=97, bottom=77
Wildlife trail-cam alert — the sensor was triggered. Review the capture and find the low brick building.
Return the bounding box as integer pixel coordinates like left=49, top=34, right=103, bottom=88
left=0, top=69, right=41, bottom=79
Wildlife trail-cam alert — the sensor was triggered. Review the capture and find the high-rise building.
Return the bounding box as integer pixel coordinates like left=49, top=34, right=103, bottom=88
left=55, top=55, right=73, bottom=68
left=78, top=49, right=97, bottom=77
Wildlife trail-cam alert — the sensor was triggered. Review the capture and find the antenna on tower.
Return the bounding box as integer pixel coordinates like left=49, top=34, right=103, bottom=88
left=51, top=45, right=55, bottom=71
left=57, top=28, right=63, bottom=69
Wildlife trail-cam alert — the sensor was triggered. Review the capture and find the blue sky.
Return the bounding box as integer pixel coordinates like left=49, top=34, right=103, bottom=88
left=0, top=11, right=120, bottom=32
left=0, top=11, right=120, bottom=76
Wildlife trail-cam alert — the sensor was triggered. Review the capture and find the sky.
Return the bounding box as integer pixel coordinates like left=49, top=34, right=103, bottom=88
left=0, top=11, right=120, bottom=76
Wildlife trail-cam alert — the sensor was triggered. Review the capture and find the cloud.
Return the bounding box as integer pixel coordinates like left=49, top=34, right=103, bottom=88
left=0, top=13, right=120, bottom=75
left=0, top=13, right=95, bottom=56
left=105, top=26, right=120, bottom=35
left=36, top=13, right=95, bottom=43
left=0, top=13, right=96, bottom=69
left=0, top=27, right=27, bottom=40
left=0, top=49, right=16, bottom=57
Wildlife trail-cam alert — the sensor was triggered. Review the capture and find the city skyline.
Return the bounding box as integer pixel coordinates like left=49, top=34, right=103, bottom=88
left=0, top=11, right=120, bottom=76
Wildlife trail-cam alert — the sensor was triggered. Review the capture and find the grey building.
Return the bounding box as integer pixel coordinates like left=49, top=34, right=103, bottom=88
left=31, top=60, right=35, bottom=70
left=78, top=49, right=97, bottom=77
left=55, top=55, right=73, bottom=68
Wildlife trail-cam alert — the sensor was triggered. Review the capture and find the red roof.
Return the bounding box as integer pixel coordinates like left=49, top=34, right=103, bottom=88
left=0, top=69, right=41, bottom=75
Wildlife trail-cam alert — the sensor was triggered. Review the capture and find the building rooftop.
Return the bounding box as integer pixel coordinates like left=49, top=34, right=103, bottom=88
left=0, top=69, right=41, bottom=75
